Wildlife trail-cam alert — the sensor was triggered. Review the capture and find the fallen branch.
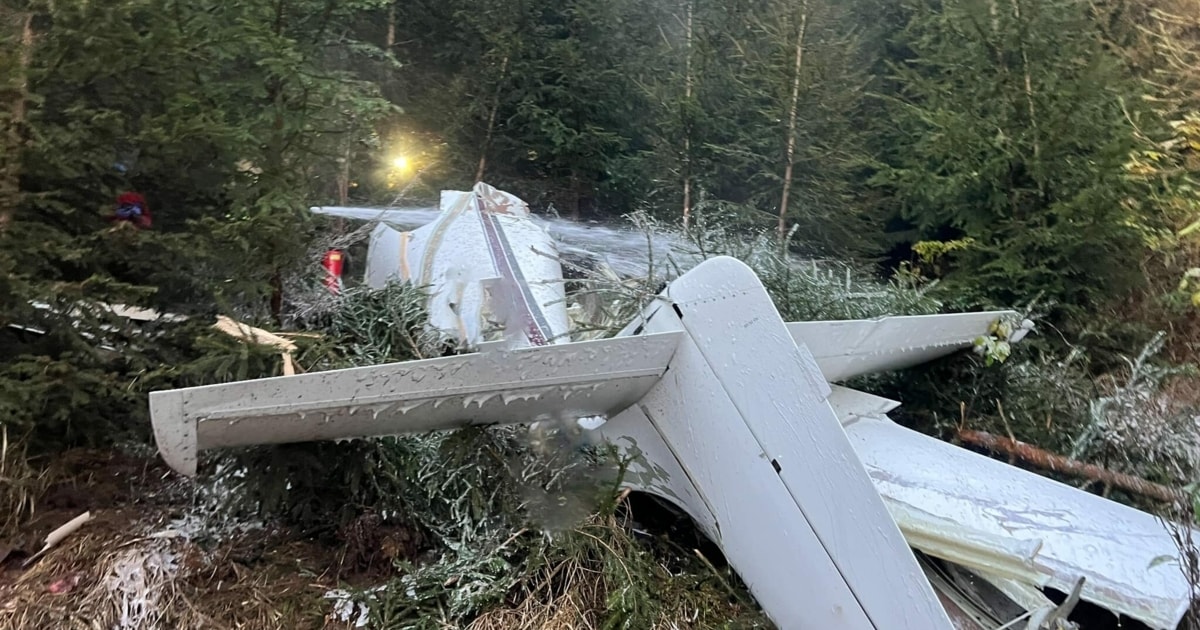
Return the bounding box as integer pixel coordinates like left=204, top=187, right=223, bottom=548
left=956, top=429, right=1183, bottom=504
left=213, top=315, right=301, bottom=375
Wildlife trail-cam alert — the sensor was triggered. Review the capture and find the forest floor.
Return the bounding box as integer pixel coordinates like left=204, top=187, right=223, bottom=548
left=0, top=448, right=382, bottom=629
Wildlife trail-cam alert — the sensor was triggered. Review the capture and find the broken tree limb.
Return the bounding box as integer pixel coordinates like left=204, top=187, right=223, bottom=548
left=956, top=429, right=1183, bottom=504
left=212, top=315, right=300, bottom=375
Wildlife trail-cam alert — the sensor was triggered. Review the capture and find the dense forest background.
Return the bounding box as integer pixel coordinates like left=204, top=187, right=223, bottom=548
left=3, top=0, right=1200, bottom=487
left=5, top=0, right=1200, bottom=315
left=2, top=0, right=1200, bottom=497
left=3, top=0, right=1200, bottom=626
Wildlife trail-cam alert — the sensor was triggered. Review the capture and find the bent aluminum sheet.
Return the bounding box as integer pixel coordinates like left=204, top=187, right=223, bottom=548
left=787, top=311, right=1016, bottom=382
left=844, top=416, right=1191, bottom=629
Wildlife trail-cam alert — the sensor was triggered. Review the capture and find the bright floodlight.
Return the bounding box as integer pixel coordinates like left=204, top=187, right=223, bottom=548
left=392, top=156, right=409, bottom=170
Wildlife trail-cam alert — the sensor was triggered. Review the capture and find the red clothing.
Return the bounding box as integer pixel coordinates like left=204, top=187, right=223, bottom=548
left=110, top=192, right=152, bottom=229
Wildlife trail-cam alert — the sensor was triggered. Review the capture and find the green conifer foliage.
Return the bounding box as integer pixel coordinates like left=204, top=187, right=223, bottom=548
left=0, top=0, right=394, bottom=451
left=873, top=0, right=1150, bottom=315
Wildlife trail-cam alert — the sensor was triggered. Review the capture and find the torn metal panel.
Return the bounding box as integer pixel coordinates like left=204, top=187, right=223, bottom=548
left=845, top=416, right=1192, bottom=629
left=920, top=554, right=1001, bottom=630
left=971, top=569, right=1061, bottom=619
left=827, top=385, right=901, bottom=426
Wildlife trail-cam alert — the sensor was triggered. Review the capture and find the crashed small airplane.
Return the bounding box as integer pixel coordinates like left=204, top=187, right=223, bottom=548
left=149, top=182, right=1194, bottom=629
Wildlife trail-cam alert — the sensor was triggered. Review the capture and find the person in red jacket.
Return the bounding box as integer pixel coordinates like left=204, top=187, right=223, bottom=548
left=109, top=192, right=152, bottom=229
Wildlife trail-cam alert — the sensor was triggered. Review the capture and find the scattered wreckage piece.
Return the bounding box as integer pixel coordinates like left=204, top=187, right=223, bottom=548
left=846, top=416, right=1192, bottom=629
left=799, top=327, right=1192, bottom=629
left=212, top=315, right=301, bottom=376
left=5, top=301, right=188, bottom=347
left=8, top=302, right=305, bottom=376
left=147, top=182, right=1195, bottom=628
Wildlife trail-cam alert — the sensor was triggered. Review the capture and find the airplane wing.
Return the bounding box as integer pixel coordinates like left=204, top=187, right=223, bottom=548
left=148, top=256, right=955, bottom=629
left=841, top=415, right=1191, bottom=629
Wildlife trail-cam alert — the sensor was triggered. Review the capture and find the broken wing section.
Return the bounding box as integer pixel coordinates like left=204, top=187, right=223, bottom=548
left=149, top=333, right=682, bottom=477
left=788, top=311, right=1018, bottom=382
left=844, top=416, right=1192, bottom=629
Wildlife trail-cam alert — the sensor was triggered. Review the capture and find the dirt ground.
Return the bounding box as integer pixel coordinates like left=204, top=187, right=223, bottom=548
left=0, top=449, right=395, bottom=629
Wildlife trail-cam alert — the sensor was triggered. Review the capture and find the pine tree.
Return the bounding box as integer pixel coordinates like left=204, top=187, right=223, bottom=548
left=872, top=0, right=1149, bottom=315
left=685, top=0, right=881, bottom=255
left=0, top=0, right=394, bottom=451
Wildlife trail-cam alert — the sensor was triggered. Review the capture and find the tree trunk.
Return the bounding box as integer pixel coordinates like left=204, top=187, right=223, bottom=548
left=336, top=160, right=349, bottom=205
left=0, top=10, right=34, bottom=232
left=778, top=6, right=808, bottom=241
left=681, top=0, right=694, bottom=229
left=270, top=269, right=284, bottom=326
left=475, top=55, right=509, bottom=184
left=336, top=114, right=353, bottom=206
left=569, top=170, right=582, bottom=220
left=1010, top=0, right=1042, bottom=197
left=386, top=3, right=395, bottom=49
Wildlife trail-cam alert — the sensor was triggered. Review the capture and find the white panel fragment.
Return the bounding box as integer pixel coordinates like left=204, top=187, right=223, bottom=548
left=846, top=416, right=1192, bottom=629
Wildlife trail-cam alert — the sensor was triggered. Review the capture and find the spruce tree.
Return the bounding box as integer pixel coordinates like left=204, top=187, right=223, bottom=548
left=873, top=0, right=1149, bottom=315
left=0, top=0, right=394, bottom=451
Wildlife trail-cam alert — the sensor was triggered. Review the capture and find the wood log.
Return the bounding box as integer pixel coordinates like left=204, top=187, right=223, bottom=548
left=955, top=428, right=1183, bottom=504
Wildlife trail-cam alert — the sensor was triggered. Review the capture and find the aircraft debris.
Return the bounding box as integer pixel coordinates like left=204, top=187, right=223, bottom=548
left=145, top=182, right=1195, bottom=629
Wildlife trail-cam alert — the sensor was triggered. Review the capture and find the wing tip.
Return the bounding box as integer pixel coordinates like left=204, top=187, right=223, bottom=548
left=149, top=390, right=198, bottom=477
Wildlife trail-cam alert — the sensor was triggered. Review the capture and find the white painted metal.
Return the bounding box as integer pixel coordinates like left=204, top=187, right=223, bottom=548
left=148, top=256, right=955, bottom=629
left=827, top=385, right=902, bottom=426
left=150, top=183, right=1196, bottom=628
left=148, top=332, right=681, bottom=476
left=637, top=256, right=953, bottom=629
left=597, top=404, right=718, bottom=536
left=845, top=416, right=1192, bottom=629
left=787, top=311, right=1016, bottom=382
left=625, top=329, right=883, bottom=628
left=363, top=183, right=570, bottom=348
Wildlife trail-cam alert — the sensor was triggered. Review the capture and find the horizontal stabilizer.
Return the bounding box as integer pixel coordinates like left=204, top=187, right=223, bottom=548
left=149, top=332, right=682, bottom=476
left=787, top=311, right=1017, bottom=382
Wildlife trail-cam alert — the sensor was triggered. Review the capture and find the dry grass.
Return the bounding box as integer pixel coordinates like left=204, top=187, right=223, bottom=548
left=0, top=448, right=379, bottom=630
left=464, top=511, right=768, bottom=630
left=0, top=426, right=54, bottom=539
left=0, top=511, right=359, bottom=630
